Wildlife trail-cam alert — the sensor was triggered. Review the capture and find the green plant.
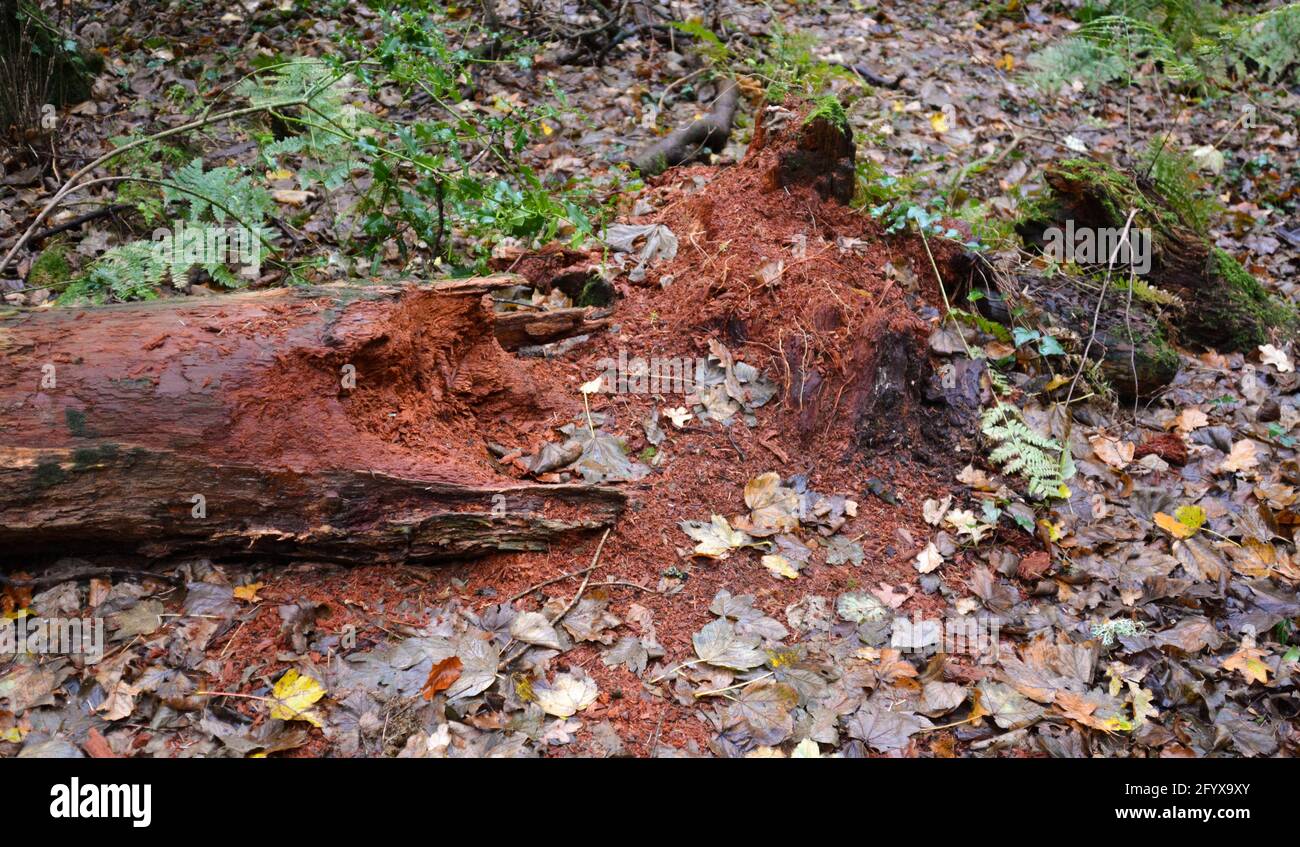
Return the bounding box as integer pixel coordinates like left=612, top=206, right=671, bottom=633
left=1026, top=1, right=1300, bottom=90
left=44, top=4, right=612, bottom=302
left=980, top=403, right=1067, bottom=500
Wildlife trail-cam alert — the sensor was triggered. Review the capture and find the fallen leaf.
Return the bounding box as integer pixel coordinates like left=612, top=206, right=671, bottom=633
left=1259, top=344, right=1294, bottom=373
left=914, top=541, right=943, bottom=573
left=233, top=582, right=264, bottom=603
left=1220, top=440, right=1260, bottom=474
left=1222, top=645, right=1271, bottom=685
left=421, top=657, right=463, bottom=700
left=533, top=671, right=598, bottom=717
left=269, top=669, right=326, bottom=727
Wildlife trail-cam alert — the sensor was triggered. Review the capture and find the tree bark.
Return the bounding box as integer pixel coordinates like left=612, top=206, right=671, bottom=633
left=0, top=277, right=624, bottom=564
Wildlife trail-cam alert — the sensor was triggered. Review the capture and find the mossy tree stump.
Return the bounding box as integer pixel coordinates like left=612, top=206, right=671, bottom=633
left=1020, top=157, right=1296, bottom=354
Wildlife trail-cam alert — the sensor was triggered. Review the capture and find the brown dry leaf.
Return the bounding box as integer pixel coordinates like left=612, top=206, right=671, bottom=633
left=1220, top=440, right=1260, bottom=474
left=1222, top=645, right=1271, bottom=685
left=1089, top=435, right=1135, bottom=469
left=875, top=648, right=919, bottom=685
left=421, top=656, right=463, bottom=701
left=741, top=472, right=800, bottom=535
left=1172, top=408, right=1209, bottom=433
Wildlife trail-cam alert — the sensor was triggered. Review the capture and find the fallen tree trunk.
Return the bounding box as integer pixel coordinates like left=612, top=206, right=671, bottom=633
left=631, top=79, right=740, bottom=177
left=0, top=277, right=624, bottom=564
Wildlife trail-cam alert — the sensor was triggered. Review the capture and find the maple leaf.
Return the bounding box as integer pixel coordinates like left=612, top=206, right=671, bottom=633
left=1220, top=440, right=1260, bottom=474
left=269, top=670, right=326, bottom=727
left=233, top=582, right=264, bottom=603
left=914, top=541, right=944, bottom=574
left=1222, top=645, right=1271, bottom=685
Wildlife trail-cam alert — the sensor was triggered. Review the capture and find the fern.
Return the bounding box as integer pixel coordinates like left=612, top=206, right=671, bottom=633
left=163, top=158, right=273, bottom=226
left=1028, top=13, right=1200, bottom=89
left=980, top=403, right=1066, bottom=500
left=62, top=242, right=167, bottom=303
left=1210, top=3, right=1300, bottom=83
left=1029, top=1, right=1300, bottom=89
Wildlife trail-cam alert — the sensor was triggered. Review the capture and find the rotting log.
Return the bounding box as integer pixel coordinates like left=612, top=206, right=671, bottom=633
left=1020, top=158, right=1297, bottom=353
left=953, top=253, right=1180, bottom=399
left=0, top=277, right=624, bottom=564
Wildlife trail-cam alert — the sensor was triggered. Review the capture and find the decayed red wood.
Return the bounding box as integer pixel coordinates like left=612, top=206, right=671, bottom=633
left=0, top=278, right=623, bottom=563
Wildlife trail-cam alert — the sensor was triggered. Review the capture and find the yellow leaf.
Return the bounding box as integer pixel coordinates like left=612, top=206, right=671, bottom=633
left=265, top=168, right=294, bottom=181
left=929, top=112, right=949, bottom=134
left=1044, top=374, right=1070, bottom=391
left=1173, top=505, right=1206, bottom=533
left=760, top=554, right=799, bottom=580
left=995, top=54, right=1015, bottom=71
left=271, top=189, right=313, bottom=207
left=539, top=122, right=553, bottom=137
left=269, top=670, right=326, bottom=727
left=1154, top=511, right=1196, bottom=539
left=233, top=582, right=264, bottom=603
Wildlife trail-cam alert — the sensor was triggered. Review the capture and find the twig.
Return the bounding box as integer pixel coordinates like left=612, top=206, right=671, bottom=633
left=0, top=567, right=182, bottom=588
left=497, top=527, right=612, bottom=670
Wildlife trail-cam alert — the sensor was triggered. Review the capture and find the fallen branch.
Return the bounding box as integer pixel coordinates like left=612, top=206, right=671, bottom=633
left=631, top=79, right=740, bottom=177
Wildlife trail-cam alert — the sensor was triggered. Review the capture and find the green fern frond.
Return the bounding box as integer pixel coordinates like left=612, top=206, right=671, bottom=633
left=162, top=158, right=273, bottom=226
left=980, top=403, right=1066, bottom=500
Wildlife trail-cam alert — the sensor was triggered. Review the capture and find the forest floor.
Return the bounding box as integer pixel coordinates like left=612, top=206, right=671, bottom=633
left=2, top=0, right=1299, bottom=758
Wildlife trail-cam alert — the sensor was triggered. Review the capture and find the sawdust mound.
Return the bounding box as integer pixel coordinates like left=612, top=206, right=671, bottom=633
left=609, top=98, right=973, bottom=464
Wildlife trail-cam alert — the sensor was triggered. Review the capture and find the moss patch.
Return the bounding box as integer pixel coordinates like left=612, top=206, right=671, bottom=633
left=1194, top=248, right=1299, bottom=351
left=27, top=245, right=72, bottom=290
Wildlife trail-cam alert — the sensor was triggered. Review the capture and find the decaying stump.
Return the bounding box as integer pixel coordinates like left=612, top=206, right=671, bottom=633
left=0, top=277, right=624, bottom=564
left=954, top=253, right=1180, bottom=399
left=1020, top=158, right=1297, bottom=354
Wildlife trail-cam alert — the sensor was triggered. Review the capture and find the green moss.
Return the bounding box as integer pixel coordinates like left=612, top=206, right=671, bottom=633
left=1050, top=158, right=1179, bottom=237
left=1203, top=248, right=1298, bottom=351
left=804, top=95, right=848, bottom=130
left=32, top=460, right=66, bottom=489
left=27, top=245, right=72, bottom=290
